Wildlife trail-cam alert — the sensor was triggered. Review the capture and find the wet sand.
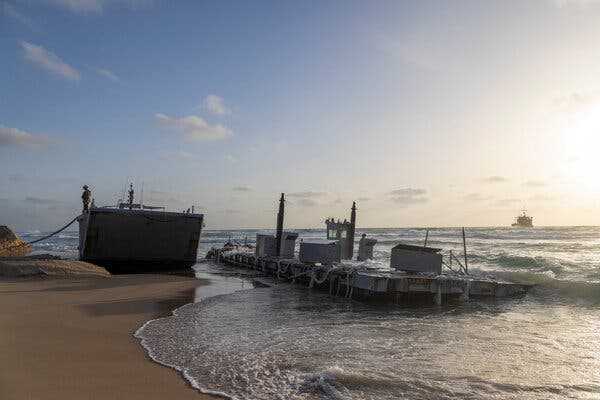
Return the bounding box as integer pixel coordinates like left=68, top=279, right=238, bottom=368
left=0, top=274, right=218, bottom=400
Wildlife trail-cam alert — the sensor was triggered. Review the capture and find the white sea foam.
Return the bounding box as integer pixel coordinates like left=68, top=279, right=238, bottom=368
left=135, top=265, right=252, bottom=399
left=134, top=272, right=600, bottom=400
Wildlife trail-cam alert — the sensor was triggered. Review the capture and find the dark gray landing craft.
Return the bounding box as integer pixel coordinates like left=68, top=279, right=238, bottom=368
left=77, top=183, right=203, bottom=273
left=78, top=207, right=203, bottom=273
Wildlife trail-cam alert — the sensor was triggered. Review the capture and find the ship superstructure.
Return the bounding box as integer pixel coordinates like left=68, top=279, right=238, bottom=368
left=511, top=210, right=533, bottom=228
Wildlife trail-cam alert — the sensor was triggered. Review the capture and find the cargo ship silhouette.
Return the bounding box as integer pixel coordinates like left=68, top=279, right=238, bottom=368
left=511, top=210, right=533, bottom=228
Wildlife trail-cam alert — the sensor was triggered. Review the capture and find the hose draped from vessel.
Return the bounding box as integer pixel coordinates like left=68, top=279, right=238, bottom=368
left=5, top=215, right=79, bottom=250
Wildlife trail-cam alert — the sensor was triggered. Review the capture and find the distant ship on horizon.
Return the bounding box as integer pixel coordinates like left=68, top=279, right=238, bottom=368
left=511, top=210, right=533, bottom=228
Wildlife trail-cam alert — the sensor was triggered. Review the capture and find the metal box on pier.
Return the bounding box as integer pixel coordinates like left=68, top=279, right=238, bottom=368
left=390, top=243, right=442, bottom=275
left=256, top=232, right=298, bottom=258
left=255, top=234, right=276, bottom=257
left=299, top=239, right=340, bottom=264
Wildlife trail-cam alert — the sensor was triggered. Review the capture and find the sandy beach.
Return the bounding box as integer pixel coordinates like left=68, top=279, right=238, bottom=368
left=0, top=274, right=217, bottom=400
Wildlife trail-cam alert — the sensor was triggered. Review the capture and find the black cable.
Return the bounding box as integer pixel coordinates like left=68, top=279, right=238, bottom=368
left=5, top=216, right=79, bottom=250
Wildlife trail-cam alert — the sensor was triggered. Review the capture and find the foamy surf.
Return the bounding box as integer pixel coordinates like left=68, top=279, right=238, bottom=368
left=135, top=263, right=257, bottom=400
left=135, top=267, right=600, bottom=400
left=135, top=306, right=235, bottom=400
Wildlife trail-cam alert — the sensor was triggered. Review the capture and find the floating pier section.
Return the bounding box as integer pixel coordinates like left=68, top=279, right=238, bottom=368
left=207, top=249, right=531, bottom=305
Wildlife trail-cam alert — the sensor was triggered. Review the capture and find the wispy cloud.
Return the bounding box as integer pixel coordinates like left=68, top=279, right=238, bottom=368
left=287, top=191, right=327, bottom=207
left=94, top=67, right=119, bottom=82
left=288, top=191, right=328, bottom=199
left=523, top=180, right=546, bottom=188
left=389, top=188, right=428, bottom=205
left=297, top=198, right=318, bottom=207
left=155, top=113, right=232, bottom=142
left=224, top=154, right=238, bottom=163
left=203, top=95, right=230, bottom=116
left=20, top=41, right=80, bottom=81
left=357, top=197, right=371, bottom=202
left=482, top=176, right=508, bottom=184
left=232, top=186, right=252, bottom=192
left=45, top=0, right=152, bottom=14
left=0, top=125, right=51, bottom=148
left=463, top=193, right=490, bottom=202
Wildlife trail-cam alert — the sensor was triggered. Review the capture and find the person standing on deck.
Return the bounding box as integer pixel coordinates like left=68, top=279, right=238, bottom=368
left=82, top=185, right=91, bottom=211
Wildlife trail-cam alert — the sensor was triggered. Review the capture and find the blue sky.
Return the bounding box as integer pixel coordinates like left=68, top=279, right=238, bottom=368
left=3, top=0, right=600, bottom=231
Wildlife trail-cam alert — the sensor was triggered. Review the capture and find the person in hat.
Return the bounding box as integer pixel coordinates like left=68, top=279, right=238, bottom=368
left=82, top=185, right=92, bottom=211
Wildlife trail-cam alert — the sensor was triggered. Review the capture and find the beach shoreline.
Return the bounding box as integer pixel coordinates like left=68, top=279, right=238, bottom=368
left=0, top=274, right=219, bottom=400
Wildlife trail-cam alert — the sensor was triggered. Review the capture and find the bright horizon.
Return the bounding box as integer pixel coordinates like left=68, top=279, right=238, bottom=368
left=3, top=1, right=600, bottom=231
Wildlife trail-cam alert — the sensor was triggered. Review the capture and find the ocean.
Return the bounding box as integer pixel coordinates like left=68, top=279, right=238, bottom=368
left=23, top=227, right=600, bottom=399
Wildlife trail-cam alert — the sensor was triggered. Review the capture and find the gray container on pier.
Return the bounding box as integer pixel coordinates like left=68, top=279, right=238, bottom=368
left=256, top=234, right=276, bottom=258
left=390, top=243, right=442, bottom=275
left=256, top=232, right=297, bottom=258
left=299, top=239, right=340, bottom=264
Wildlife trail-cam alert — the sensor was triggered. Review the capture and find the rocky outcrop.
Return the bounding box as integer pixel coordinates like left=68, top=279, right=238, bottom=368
left=0, top=256, right=111, bottom=278
left=0, top=226, right=31, bottom=257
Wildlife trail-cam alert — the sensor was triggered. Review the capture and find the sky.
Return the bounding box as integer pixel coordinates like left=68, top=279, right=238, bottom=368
left=2, top=0, right=600, bottom=231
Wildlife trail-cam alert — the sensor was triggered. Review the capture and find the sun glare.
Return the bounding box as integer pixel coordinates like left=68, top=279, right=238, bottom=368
left=562, top=103, right=600, bottom=194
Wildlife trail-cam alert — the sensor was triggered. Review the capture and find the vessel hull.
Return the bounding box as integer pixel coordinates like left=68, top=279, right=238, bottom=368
left=78, top=208, right=203, bottom=273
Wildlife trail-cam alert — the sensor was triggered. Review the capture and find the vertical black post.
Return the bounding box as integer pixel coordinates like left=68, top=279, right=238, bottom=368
left=348, top=201, right=357, bottom=259
left=462, top=227, right=468, bottom=274
left=275, top=193, right=285, bottom=257
left=128, top=183, right=134, bottom=210
left=424, top=228, right=429, bottom=248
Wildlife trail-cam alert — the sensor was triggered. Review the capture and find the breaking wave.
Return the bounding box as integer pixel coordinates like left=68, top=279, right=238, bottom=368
left=298, top=368, right=352, bottom=400
left=498, top=271, right=600, bottom=303
left=469, top=253, right=575, bottom=275
left=136, top=268, right=600, bottom=400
